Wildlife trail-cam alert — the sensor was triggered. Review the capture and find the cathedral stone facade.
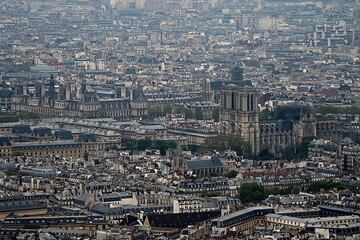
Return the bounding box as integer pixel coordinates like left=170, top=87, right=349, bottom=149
left=219, top=84, right=320, bottom=157
left=220, top=84, right=261, bottom=155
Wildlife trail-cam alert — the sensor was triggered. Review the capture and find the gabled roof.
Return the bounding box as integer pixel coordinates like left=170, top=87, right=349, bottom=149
left=33, top=127, right=52, bottom=137
left=0, top=136, right=11, bottom=146
left=0, top=199, right=47, bottom=212
left=12, top=125, right=31, bottom=134
left=54, top=130, right=73, bottom=140
left=186, top=156, right=223, bottom=170
left=145, top=210, right=221, bottom=229
left=78, top=133, right=96, bottom=142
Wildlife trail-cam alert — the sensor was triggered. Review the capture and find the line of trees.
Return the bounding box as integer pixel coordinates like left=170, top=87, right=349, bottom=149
left=125, top=138, right=177, bottom=156
left=317, top=106, right=360, bottom=115
left=238, top=183, right=266, bottom=204
left=356, top=133, right=360, bottom=145
left=148, top=104, right=220, bottom=121
left=205, top=135, right=253, bottom=159
left=0, top=113, right=39, bottom=123
left=148, top=104, right=173, bottom=118
left=307, top=180, right=346, bottom=193
left=238, top=182, right=294, bottom=204
left=238, top=180, right=358, bottom=204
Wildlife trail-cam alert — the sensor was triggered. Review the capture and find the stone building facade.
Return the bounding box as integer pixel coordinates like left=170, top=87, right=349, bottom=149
left=220, top=84, right=261, bottom=155
left=11, top=75, right=148, bottom=119
left=219, top=84, right=339, bottom=157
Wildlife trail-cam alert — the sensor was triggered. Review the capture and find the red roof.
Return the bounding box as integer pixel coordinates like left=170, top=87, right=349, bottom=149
left=46, top=59, right=64, bottom=66
left=321, top=88, right=338, bottom=97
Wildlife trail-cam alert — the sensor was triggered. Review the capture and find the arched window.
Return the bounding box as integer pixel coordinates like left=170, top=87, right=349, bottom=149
left=247, top=94, right=250, bottom=111
left=250, top=94, right=254, bottom=112
left=231, top=92, right=236, bottom=110
left=231, top=123, right=235, bottom=133
left=239, top=94, right=243, bottom=111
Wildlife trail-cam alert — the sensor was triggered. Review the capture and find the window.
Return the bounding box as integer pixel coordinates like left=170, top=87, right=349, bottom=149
left=231, top=93, right=236, bottom=110
left=247, top=95, right=250, bottom=111
left=250, top=94, right=254, bottom=112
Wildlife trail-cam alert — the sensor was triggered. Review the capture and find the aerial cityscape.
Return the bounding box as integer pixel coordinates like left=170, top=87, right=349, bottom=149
left=0, top=0, right=360, bottom=239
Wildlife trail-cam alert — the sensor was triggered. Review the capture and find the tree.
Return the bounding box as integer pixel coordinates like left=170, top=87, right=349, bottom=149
left=210, top=172, right=221, bottom=177
left=212, top=108, right=220, bottom=122
left=148, top=105, right=173, bottom=119
left=225, top=170, right=238, bottom=178
left=259, top=108, right=274, bottom=120
left=230, top=137, right=253, bottom=159
left=154, top=140, right=177, bottom=156
left=273, top=70, right=281, bottom=75
left=206, top=135, right=253, bottom=159
left=244, top=59, right=260, bottom=68
left=0, top=114, right=28, bottom=123
left=18, top=63, right=31, bottom=72
left=265, top=186, right=293, bottom=196
left=283, top=147, right=296, bottom=161
left=84, top=152, right=89, bottom=161
left=137, top=138, right=153, bottom=150
left=108, top=145, right=119, bottom=151
left=148, top=107, right=162, bottom=118
left=200, top=191, right=221, bottom=198
left=317, top=106, right=360, bottom=115
left=238, top=183, right=266, bottom=204
left=13, top=152, right=24, bottom=157
left=187, top=144, right=200, bottom=153
left=163, top=104, right=172, bottom=114
left=355, top=133, right=360, bottom=145
left=184, top=108, right=194, bottom=119
left=308, top=181, right=345, bottom=193
left=194, top=107, right=203, bottom=120
left=158, top=144, right=167, bottom=156
left=125, top=139, right=177, bottom=156
left=257, top=148, right=275, bottom=160
left=296, top=138, right=311, bottom=160
left=125, top=141, right=137, bottom=151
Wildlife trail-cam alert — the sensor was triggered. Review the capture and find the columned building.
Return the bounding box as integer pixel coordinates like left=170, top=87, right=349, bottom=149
left=220, top=84, right=261, bottom=155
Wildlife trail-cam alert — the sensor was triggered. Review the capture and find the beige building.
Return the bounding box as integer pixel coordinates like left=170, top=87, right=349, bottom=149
left=220, top=84, right=261, bottom=155
left=0, top=140, right=116, bottom=158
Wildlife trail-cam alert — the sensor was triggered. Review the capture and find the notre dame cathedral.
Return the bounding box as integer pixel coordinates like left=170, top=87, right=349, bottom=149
left=218, top=68, right=337, bottom=158
left=220, top=84, right=261, bottom=155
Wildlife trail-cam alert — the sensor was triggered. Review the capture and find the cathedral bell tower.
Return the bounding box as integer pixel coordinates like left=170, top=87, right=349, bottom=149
left=220, top=84, right=261, bottom=156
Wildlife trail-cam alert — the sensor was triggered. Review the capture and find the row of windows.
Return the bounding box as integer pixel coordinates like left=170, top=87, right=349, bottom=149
left=219, top=210, right=269, bottom=228
left=261, top=135, right=290, bottom=145
left=19, top=106, right=81, bottom=117
left=267, top=217, right=303, bottom=226
left=4, top=218, right=99, bottom=225
left=15, top=145, right=81, bottom=150
left=0, top=128, right=12, bottom=134
left=106, top=110, right=132, bottom=117
left=22, top=151, right=82, bottom=157
left=82, top=105, right=99, bottom=111
left=223, top=93, right=256, bottom=112
left=4, top=144, right=106, bottom=157
left=268, top=217, right=359, bottom=226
